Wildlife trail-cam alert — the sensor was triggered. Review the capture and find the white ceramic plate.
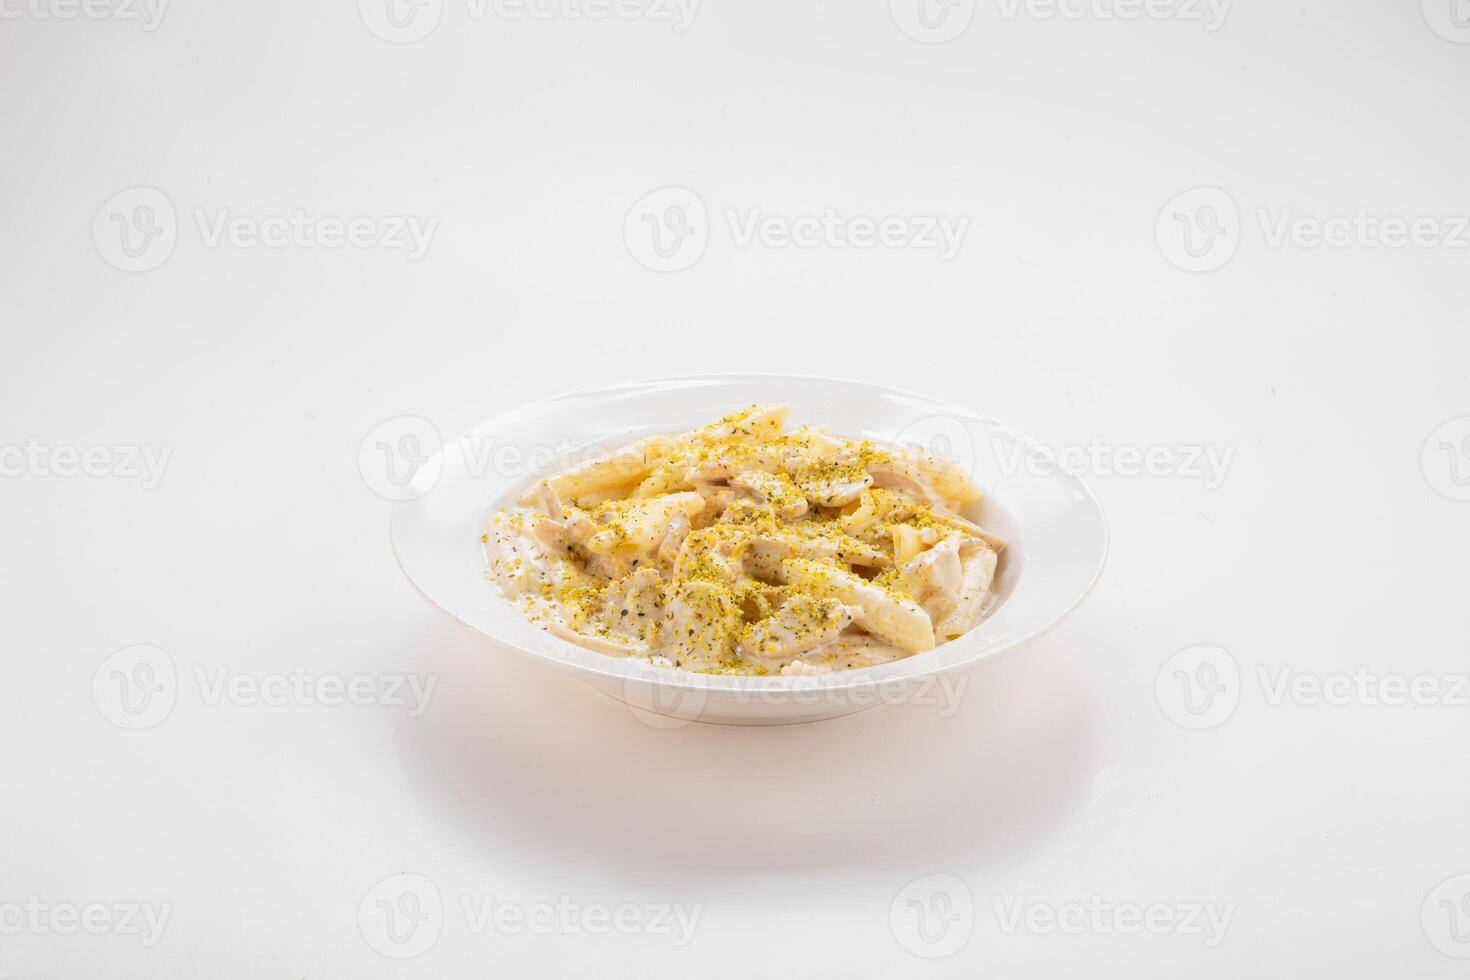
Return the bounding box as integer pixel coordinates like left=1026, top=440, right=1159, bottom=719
left=390, top=375, right=1107, bottom=725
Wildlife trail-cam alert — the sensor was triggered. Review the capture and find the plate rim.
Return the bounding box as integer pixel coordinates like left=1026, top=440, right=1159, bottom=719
left=390, top=372, right=1110, bottom=694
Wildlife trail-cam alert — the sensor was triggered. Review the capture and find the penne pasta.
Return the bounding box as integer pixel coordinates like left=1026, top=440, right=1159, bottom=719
left=484, top=405, right=1005, bottom=676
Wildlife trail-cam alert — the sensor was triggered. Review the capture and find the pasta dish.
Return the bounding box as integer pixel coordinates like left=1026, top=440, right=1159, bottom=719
left=482, top=405, right=1006, bottom=675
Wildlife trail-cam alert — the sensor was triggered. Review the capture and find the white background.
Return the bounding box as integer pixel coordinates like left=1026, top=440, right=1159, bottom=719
left=3, top=0, right=1470, bottom=976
